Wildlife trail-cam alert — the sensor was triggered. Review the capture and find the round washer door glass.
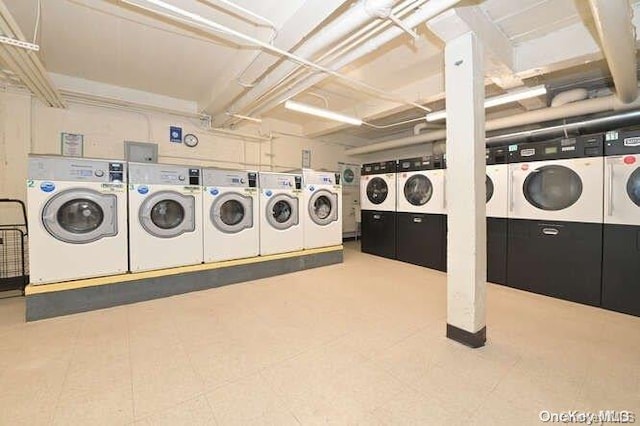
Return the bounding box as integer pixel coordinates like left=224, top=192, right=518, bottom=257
left=627, top=167, right=640, bottom=207
left=366, top=177, right=388, bottom=204
left=151, top=200, right=185, bottom=229
left=523, top=165, right=583, bottom=211
left=486, top=175, right=494, bottom=203
left=57, top=199, right=104, bottom=233
left=313, top=196, right=332, bottom=220
left=220, top=199, right=245, bottom=226
left=272, top=200, right=292, bottom=223
left=404, top=175, right=432, bottom=206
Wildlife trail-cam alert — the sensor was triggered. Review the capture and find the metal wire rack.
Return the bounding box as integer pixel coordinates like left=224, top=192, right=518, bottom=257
left=0, top=199, right=29, bottom=294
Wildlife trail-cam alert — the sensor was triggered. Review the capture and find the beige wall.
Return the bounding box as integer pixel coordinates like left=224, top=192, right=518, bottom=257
left=0, top=91, right=356, bottom=209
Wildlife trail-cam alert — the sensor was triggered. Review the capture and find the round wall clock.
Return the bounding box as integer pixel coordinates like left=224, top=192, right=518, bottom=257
left=184, top=133, right=199, bottom=148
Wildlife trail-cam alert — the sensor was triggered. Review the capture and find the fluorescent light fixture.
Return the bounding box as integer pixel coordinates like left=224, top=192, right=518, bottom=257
left=426, top=85, right=548, bottom=122
left=284, top=100, right=362, bottom=126
left=483, top=84, right=547, bottom=108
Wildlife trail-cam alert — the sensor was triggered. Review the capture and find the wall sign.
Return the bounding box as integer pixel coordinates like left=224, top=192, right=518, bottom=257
left=338, top=162, right=360, bottom=186
left=170, top=126, right=183, bottom=143
left=302, top=149, right=311, bottom=168
left=61, top=133, right=84, bottom=157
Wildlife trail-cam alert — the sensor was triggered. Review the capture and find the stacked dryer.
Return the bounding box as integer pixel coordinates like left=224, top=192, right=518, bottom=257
left=486, top=147, right=509, bottom=284
left=396, top=155, right=447, bottom=271
left=128, top=162, right=203, bottom=272
left=602, top=130, right=640, bottom=316
left=202, top=168, right=259, bottom=263
left=360, top=161, right=397, bottom=259
left=507, top=134, right=604, bottom=306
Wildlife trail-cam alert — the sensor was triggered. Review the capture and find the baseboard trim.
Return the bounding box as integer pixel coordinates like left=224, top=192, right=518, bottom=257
left=446, top=324, right=487, bottom=348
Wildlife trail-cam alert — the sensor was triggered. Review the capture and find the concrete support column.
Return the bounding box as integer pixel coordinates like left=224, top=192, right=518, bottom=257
left=444, top=32, right=487, bottom=348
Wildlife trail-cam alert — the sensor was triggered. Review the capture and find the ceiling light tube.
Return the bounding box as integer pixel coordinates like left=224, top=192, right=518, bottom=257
left=426, top=85, right=548, bottom=122
left=284, top=100, right=362, bottom=126
left=483, top=84, right=547, bottom=108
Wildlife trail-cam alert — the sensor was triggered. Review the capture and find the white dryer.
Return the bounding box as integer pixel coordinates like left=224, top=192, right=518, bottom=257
left=507, top=134, right=604, bottom=306
left=202, top=168, right=259, bottom=263
left=485, top=147, right=509, bottom=284
left=259, top=172, right=303, bottom=256
left=602, top=129, right=640, bottom=317
left=27, top=155, right=128, bottom=284
left=360, top=161, right=397, bottom=259
left=302, top=169, right=342, bottom=249
left=128, top=162, right=203, bottom=272
left=396, top=155, right=447, bottom=271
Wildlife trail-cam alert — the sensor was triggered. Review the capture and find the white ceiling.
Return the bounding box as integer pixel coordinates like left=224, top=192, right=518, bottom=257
left=2, top=0, right=639, bottom=145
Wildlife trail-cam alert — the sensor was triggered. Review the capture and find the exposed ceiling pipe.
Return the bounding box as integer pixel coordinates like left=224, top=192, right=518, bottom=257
left=588, top=0, right=638, bottom=103
left=0, top=0, right=64, bottom=108
left=219, top=0, right=398, bottom=113
left=244, top=0, right=462, bottom=121
left=122, top=0, right=431, bottom=113
left=485, top=109, right=640, bottom=146
left=550, top=88, right=588, bottom=107
left=345, top=93, right=640, bottom=155
left=224, top=0, right=426, bottom=126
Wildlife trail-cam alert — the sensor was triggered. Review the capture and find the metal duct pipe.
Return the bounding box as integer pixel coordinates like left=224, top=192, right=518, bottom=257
left=247, top=0, right=461, bottom=119
left=222, top=0, right=399, bottom=117
left=588, top=0, right=638, bottom=103
left=550, top=88, right=588, bottom=107
left=486, top=110, right=640, bottom=146
left=345, top=94, right=640, bottom=155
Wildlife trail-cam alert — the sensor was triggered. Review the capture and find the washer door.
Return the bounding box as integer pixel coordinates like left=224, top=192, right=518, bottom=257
left=308, top=189, right=338, bottom=226
left=266, top=194, right=299, bottom=230
left=366, top=177, right=388, bottom=205
left=210, top=192, right=253, bottom=233
left=403, top=174, right=432, bottom=206
left=523, top=165, right=583, bottom=211
left=627, top=167, right=640, bottom=207
left=486, top=175, right=494, bottom=203
left=42, top=189, right=117, bottom=244
left=139, top=191, right=195, bottom=238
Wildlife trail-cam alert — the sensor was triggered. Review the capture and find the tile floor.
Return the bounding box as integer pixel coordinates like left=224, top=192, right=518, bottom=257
left=0, top=242, right=639, bottom=425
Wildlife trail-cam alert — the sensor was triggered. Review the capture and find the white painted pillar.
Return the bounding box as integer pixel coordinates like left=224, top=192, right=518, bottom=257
left=444, top=32, right=487, bottom=348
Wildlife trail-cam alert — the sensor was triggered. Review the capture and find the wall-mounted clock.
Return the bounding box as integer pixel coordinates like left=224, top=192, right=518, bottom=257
left=184, top=133, right=199, bottom=148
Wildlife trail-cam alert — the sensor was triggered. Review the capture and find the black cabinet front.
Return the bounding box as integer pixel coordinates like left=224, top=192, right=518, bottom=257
left=361, top=210, right=396, bottom=259
left=487, top=217, right=507, bottom=285
left=507, top=219, right=602, bottom=306
left=396, top=212, right=446, bottom=271
left=602, top=224, right=640, bottom=317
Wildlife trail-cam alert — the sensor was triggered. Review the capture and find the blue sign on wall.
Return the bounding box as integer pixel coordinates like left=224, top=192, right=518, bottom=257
left=170, top=126, right=183, bottom=143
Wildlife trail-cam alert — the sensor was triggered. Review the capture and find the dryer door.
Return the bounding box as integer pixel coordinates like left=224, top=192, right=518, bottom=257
left=139, top=191, right=195, bottom=238
left=366, top=177, right=388, bottom=205
left=627, top=167, right=640, bottom=207
left=403, top=174, right=432, bottom=206
left=210, top=192, right=253, bottom=233
left=266, top=194, right=299, bottom=230
left=486, top=175, right=494, bottom=203
left=308, top=189, right=338, bottom=226
left=523, top=165, right=583, bottom=211
left=42, top=189, right=117, bottom=244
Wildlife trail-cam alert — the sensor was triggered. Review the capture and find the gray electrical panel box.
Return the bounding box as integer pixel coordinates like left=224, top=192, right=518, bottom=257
left=125, top=141, right=158, bottom=163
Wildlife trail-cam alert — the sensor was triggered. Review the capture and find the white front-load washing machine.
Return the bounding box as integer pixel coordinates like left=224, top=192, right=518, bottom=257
left=360, top=161, right=397, bottom=259
left=128, top=162, right=203, bottom=272
left=27, top=155, right=128, bottom=284
left=202, top=168, right=259, bottom=263
left=507, top=134, right=604, bottom=306
left=302, top=169, right=342, bottom=249
left=259, top=172, right=303, bottom=256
